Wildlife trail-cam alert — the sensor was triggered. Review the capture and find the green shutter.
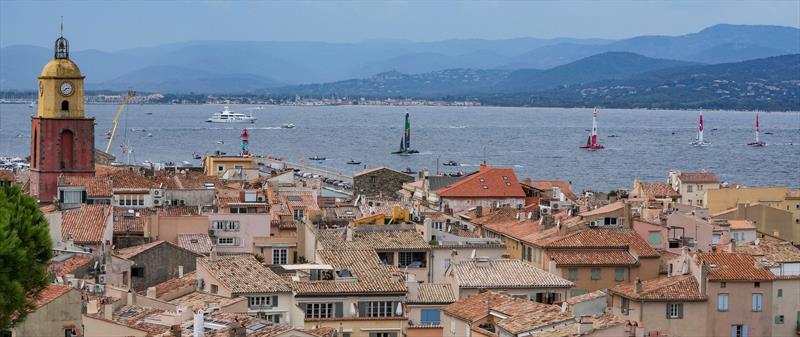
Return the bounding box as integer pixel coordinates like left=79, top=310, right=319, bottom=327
left=335, top=302, right=343, bottom=318
left=358, top=301, right=367, bottom=317
left=271, top=295, right=278, bottom=307
left=678, top=304, right=683, bottom=318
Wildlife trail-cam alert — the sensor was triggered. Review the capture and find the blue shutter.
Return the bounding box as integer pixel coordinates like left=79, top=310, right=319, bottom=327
left=743, top=325, right=749, bottom=337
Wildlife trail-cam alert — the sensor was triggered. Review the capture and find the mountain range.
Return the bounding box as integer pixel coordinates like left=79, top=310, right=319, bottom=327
left=1, top=24, right=798, bottom=95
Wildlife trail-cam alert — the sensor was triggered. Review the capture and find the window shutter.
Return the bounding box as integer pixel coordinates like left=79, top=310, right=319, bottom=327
left=678, top=304, right=683, bottom=318
left=358, top=301, right=368, bottom=317
left=271, top=296, right=278, bottom=307
left=59, top=190, right=64, bottom=202
left=666, top=304, right=670, bottom=319
left=334, top=302, right=343, bottom=318
left=743, top=325, right=749, bottom=337
left=299, top=303, right=307, bottom=317
left=82, top=190, right=87, bottom=203
left=731, top=325, right=737, bottom=337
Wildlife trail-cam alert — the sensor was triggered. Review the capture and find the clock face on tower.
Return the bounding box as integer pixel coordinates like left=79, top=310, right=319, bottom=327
left=60, top=81, right=74, bottom=96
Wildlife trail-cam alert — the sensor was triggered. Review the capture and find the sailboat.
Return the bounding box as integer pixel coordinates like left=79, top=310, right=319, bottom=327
left=747, top=112, right=766, bottom=147
left=579, top=109, right=605, bottom=150
left=690, top=111, right=709, bottom=146
left=392, top=110, right=419, bottom=155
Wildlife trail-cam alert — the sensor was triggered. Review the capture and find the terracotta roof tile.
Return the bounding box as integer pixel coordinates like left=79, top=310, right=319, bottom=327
left=437, top=166, right=525, bottom=198
left=61, top=204, right=111, bottom=244
left=150, top=271, right=197, bottom=298
left=450, top=258, right=572, bottom=289
left=199, top=255, right=291, bottom=294
left=442, top=291, right=514, bottom=322
left=696, top=252, right=775, bottom=281
left=728, top=219, right=756, bottom=230
left=31, top=284, right=74, bottom=309
left=578, top=201, right=624, bottom=217
left=177, top=233, right=214, bottom=255
left=61, top=175, right=113, bottom=197
left=735, top=237, right=800, bottom=266
left=532, top=313, right=625, bottom=337
left=475, top=207, right=541, bottom=241
left=318, top=228, right=430, bottom=251
left=0, top=169, right=15, bottom=181
left=113, top=207, right=155, bottom=233
left=116, top=241, right=200, bottom=260
left=549, top=249, right=638, bottom=266
left=565, top=290, right=606, bottom=304
left=678, top=172, right=720, bottom=184
left=158, top=206, right=201, bottom=216
left=609, top=275, right=706, bottom=301
left=639, top=182, right=680, bottom=199
left=48, top=254, right=93, bottom=278
left=533, top=180, right=578, bottom=200
left=292, top=250, right=407, bottom=295
left=493, top=298, right=572, bottom=334
left=168, top=290, right=244, bottom=309
left=545, top=228, right=660, bottom=258
left=408, top=283, right=456, bottom=304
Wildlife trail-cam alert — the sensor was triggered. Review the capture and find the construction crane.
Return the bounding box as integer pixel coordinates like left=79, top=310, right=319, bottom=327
left=105, top=90, right=136, bottom=154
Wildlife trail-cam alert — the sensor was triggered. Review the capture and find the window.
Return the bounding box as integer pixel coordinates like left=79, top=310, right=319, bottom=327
left=687, top=185, right=693, bottom=192
left=777, top=289, right=783, bottom=297
left=293, top=208, right=305, bottom=220
left=721, top=282, right=726, bottom=288
left=255, top=312, right=281, bottom=323
left=131, top=267, right=144, bottom=278
left=666, top=303, right=683, bottom=319
left=369, top=333, right=397, bottom=337
left=751, top=293, right=763, bottom=312
left=63, top=190, right=83, bottom=204
left=378, top=252, right=394, bottom=265
left=212, top=220, right=240, bottom=231
left=432, top=221, right=443, bottom=231
left=697, top=199, right=704, bottom=206
left=217, top=237, right=238, bottom=246
left=217, top=165, right=224, bottom=172
left=688, top=199, right=693, bottom=205
left=248, top=296, right=273, bottom=308
left=64, top=328, right=76, bottom=337
left=273, top=248, right=288, bottom=265
left=210, top=284, right=218, bottom=294
left=603, top=217, right=618, bottom=226
left=621, top=297, right=630, bottom=315
left=570, top=289, right=588, bottom=297
left=305, top=303, right=334, bottom=319
left=615, top=268, right=625, bottom=281
left=718, top=293, right=729, bottom=311
left=420, top=309, right=441, bottom=325
left=731, top=324, right=748, bottom=337
left=370, top=176, right=377, bottom=184
left=443, top=258, right=451, bottom=271
left=712, top=233, right=722, bottom=244
left=366, top=301, right=395, bottom=317
left=61, top=100, right=69, bottom=111
left=698, top=184, right=704, bottom=191
left=754, top=282, right=760, bottom=288
left=398, top=252, right=426, bottom=268
left=568, top=268, right=578, bottom=281
left=591, top=268, right=601, bottom=280
left=648, top=231, right=662, bottom=245
left=775, top=315, right=785, bottom=324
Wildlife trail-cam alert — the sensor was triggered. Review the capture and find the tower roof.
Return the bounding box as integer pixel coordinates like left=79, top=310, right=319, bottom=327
left=40, top=58, right=82, bottom=78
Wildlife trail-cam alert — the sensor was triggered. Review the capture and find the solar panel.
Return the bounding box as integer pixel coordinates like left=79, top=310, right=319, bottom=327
left=247, top=323, right=268, bottom=332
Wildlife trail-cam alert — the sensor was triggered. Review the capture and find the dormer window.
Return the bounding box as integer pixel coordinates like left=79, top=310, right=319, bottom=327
left=337, top=268, right=353, bottom=277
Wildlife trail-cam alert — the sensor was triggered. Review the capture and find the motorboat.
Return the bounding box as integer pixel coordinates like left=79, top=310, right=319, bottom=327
left=206, top=106, right=256, bottom=123
left=192, top=152, right=202, bottom=160
left=442, top=160, right=458, bottom=166
left=282, top=123, right=296, bottom=129
left=346, top=159, right=361, bottom=165
left=402, top=167, right=416, bottom=174
left=309, top=156, right=326, bottom=161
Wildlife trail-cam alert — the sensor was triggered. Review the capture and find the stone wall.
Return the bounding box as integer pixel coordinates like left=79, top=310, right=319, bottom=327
left=129, top=242, right=199, bottom=291
left=354, top=168, right=414, bottom=197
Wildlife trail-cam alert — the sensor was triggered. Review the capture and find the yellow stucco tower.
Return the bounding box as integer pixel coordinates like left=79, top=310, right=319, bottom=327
left=37, top=35, right=85, bottom=118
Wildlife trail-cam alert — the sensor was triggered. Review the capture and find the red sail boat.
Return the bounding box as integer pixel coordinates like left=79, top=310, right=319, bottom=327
left=747, top=112, right=766, bottom=147
left=690, top=111, right=708, bottom=146
left=579, top=109, right=605, bottom=150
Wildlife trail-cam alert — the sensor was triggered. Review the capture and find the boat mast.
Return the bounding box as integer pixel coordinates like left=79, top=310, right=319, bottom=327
left=755, top=112, right=760, bottom=144
left=404, top=109, right=411, bottom=150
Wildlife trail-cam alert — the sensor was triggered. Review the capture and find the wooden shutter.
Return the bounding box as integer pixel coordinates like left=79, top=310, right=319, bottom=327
left=271, top=295, right=278, bottom=307
left=678, top=303, right=683, bottom=318
left=666, top=304, right=671, bottom=319
left=334, top=302, right=343, bottom=318
left=743, top=325, right=749, bottom=337
left=358, top=301, right=368, bottom=317
left=299, top=303, right=307, bottom=317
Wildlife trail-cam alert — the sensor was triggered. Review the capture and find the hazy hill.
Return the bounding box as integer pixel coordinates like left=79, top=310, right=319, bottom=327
left=93, top=65, right=283, bottom=93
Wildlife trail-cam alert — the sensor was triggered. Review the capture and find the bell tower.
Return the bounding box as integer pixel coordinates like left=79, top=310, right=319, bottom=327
left=30, top=26, right=95, bottom=202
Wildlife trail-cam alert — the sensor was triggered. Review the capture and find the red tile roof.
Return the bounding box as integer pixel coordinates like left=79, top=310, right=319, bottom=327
left=113, top=207, right=155, bottom=233
left=549, top=249, right=638, bottom=266
left=679, top=172, right=720, bottom=184
left=609, top=275, right=706, bottom=302
left=437, top=166, right=525, bottom=198
left=61, top=204, right=111, bottom=244
left=696, top=252, right=775, bottom=281
left=62, top=175, right=113, bottom=197
left=475, top=207, right=541, bottom=241
left=0, top=169, right=15, bottom=181
left=31, top=284, right=74, bottom=309
left=442, top=291, right=514, bottom=322
left=544, top=228, right=660, bottom=258
left=533, top=180, right=577, bottom=200
left=639, top=182, right=680, bottom=199
left=48, top=254, right=93, bottom=277
left=149, top=271, right=197, bottom=298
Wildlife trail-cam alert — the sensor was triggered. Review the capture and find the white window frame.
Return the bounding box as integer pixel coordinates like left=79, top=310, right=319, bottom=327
left=718, top=293, right=729, bottom=311
left=217, top=237, right=238, bottom=246
left=751, top=293, right=763, bottom=312
left=273, top=248, right=288, bottom=265
left=248, top=295, right=272, bottom=308
left=293, top=208, right=305, bottom=220
left=366, top=301, right=394, bottom=318
left=63, top=190, right=82, bottom=203
left=667, top=303, right=681, bottom=318
left=212, top=220, right=240, bottom=231
left=305, top=303, right=334, bottom=319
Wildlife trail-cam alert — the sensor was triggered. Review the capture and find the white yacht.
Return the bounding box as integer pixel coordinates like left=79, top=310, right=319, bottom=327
left=206, top=106, right=256, bottom=123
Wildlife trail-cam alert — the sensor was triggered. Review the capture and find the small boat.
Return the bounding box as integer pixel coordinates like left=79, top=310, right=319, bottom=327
left=28, top=101, right=35, bottom=108
left=206, top=106, right=257, bottom=123
left=747, top=112, right=766, bottom=147
left=282, top=123, right=296, bottom=129
left=690, top=111, right=709, bottom=146
left=448, top=171, right=465, bottom=177
left=146, top=112, right=153, bottom=115
left=192, top=152, right=202, bottom=160
left=309, top=156, right=326, bottom=161
left=442, top=160, right=459, bottom=166
left=147, top=133, right=153, bottom=137
left=402, top=167, right=416, bottom=174
left=346, top=159, right=361, bottom=165
left=579, top=109, right=605, bottom=150
left=608, top=134, right=619, bottom=138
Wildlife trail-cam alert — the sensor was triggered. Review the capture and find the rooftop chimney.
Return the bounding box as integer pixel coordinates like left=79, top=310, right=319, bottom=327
left=209, top=247, right=217, bottom=262
left=146, top=287, right=157, bottom=299
left=126, top=289, right=134, bottom=306
left=229, top=320, right=246, bottom=337
left=548, top=257, right=557, bottom=274
left=475, top=206, right=483, bottom=218
left=193, top=308, right=205, bottom=337
left=345, top=227, right=354, bottom=241
left=178, top=265, right=184, bottom=278
left=729, top=238, right=736, bottom=253
left=171, top=324, right=182, bottom=337
left=634, top=278, right=642, bottom=294
left=577, top=316, right=594, bottom=335
left=103, top=302, right=113, bottom=321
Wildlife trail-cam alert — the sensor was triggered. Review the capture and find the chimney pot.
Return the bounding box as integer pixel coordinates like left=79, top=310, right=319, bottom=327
left=634, top=278, right=642, bottom=294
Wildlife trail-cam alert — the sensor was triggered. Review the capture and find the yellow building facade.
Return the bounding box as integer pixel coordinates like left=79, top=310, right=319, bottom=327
left=203, top=155, right=256, bottom=176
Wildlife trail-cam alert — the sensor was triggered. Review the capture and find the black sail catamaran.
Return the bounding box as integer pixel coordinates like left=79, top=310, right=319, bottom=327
left=392, top=110, right=419, bottom=155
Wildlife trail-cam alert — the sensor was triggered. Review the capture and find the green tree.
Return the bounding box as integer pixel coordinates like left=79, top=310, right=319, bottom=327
left=0, top=185, right=53, bottom=329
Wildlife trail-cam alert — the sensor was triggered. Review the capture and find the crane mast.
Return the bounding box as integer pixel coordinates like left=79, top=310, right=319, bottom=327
left=105, top=90, right=136, bottom=154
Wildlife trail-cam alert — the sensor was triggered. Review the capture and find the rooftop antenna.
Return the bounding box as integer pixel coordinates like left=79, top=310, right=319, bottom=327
left=60, top=16, right=63, bottom=37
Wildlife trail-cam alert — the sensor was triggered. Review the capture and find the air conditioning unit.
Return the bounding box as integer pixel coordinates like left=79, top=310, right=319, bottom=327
left=208, top=229, right=217, bottom=237
left=93, top=284, right=105, bottom=293
left=164, top=199, right=172, bottom=206
left=153, top=190, right=161, bottom=197
left=153, top=199, right=160, bottom=205
left=67, top=279, right=79, bottom=288
left=98, top=274, right=106, bottom=285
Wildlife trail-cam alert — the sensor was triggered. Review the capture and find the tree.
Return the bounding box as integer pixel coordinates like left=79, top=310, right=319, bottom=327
left=0, top=185, right=53, bottom=329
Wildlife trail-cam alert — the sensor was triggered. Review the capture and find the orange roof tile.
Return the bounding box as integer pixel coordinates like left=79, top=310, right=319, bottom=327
left=61, top=204, right=111, bottom=244
left=728, top=219, right=756, bottom=230
left=62, top=175, right=113, bottom=197
left=48, top=254, right=93, bottom=278
left=31, top=284, right=74, bottom=309
left=639, top=182, right=680, bottom=199
left=113, top=207, right=155, bottom=233
left=549, top=249, right=638, bottom=266
left=609, top=275, right=706, bottom=301
left=437, top=166, right=525, bottom=198
left=442, top=291, right=514, bottom=322
left=545, top=228, right=660, bottom=258
left=475, top=207, right=542, bottom=241
left=678, top=172, right=720, bottom=184
left=149, top=271, right=197, bottom=298
left=0, top=169, right=16, bottom=181
left=696, top=252, right=775, bottom=281
left=533, top=180, right=578, bottom=200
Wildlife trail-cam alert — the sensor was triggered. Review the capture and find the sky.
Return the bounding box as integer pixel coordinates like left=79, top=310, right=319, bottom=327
left=1, top=0, right=799, bottom=51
